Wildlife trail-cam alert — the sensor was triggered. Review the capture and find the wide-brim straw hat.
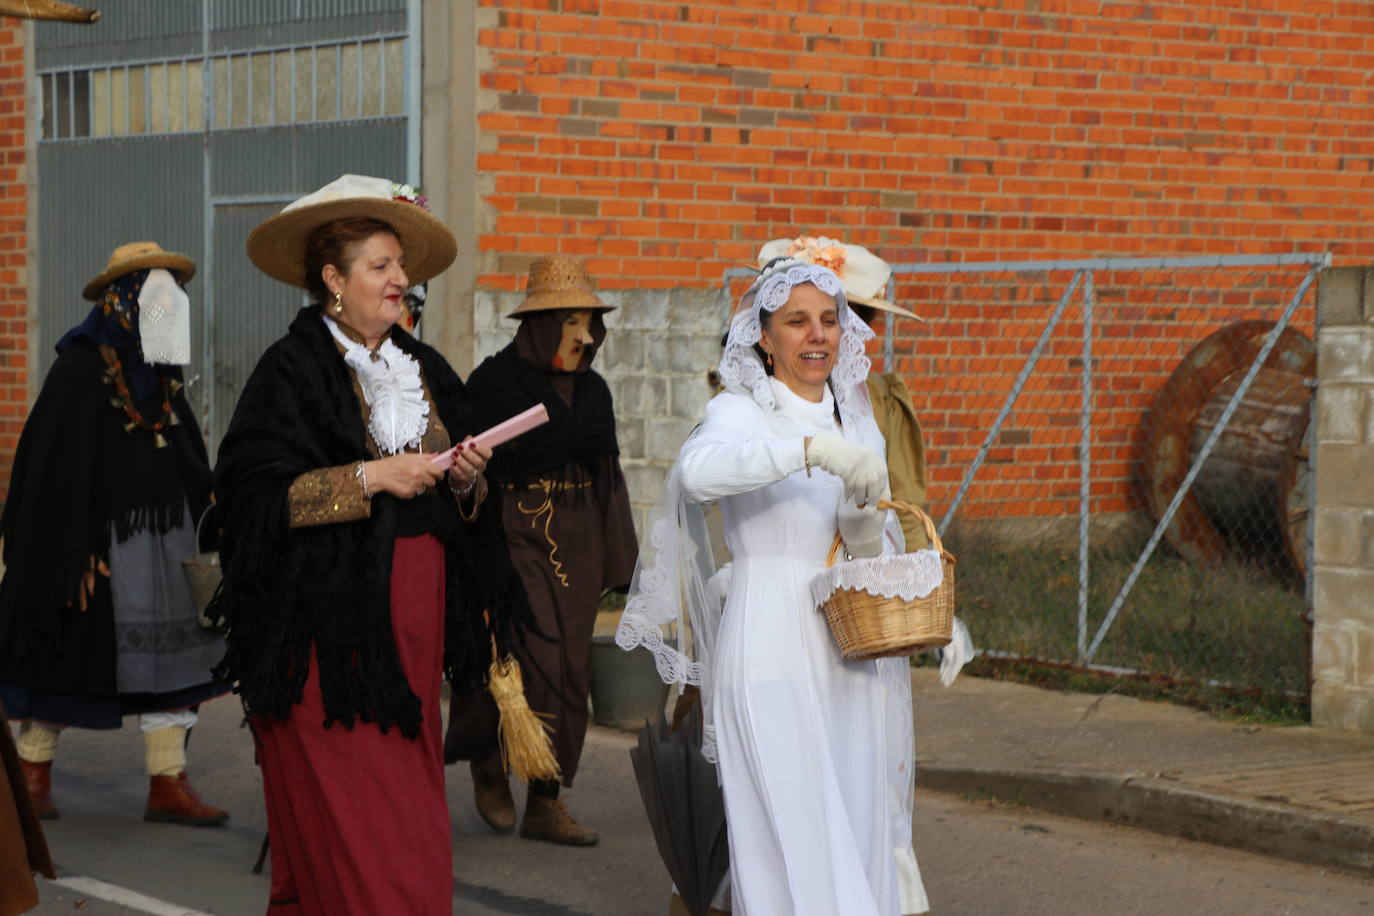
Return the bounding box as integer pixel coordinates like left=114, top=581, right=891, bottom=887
left=82, top=241, right=195, bottom=300
left=757, top=237, right=921, bottom=321
left=508, top=255, right=614, bottom=317
left=246, top=174, right=457, bottom=289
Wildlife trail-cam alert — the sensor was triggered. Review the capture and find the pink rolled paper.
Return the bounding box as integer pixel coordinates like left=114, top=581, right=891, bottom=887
left=430, top=403, right=550, bottom=470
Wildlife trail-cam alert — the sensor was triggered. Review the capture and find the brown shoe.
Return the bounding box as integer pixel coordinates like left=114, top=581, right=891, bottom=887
left=519, top=794, right=599, bottom=847
left=144, top=772, right=229, bottom=827
left=471, top=760, right=516, bottom=832
left=19, top=759, right=58, bottom=820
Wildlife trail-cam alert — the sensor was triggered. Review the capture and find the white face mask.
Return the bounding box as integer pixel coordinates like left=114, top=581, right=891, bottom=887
left=138, top=268, right=192, bottom=365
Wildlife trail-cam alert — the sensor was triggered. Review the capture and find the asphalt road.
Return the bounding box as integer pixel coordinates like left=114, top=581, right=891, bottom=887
left=16, top=696, right=1374, bottom=915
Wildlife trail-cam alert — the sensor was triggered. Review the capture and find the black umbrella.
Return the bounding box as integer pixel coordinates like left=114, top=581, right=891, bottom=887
left=629, top=695, right=729, bottom=916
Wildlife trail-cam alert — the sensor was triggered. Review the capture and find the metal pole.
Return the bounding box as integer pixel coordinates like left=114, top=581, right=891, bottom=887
left=1077, top=270, right=1095, bottom=659
left=1084, top=264, right=1323, bottom=661
left=405, top=0, right=421, bottom=185
left=938, top=270, right=1084, bottom=537
left=883, top=276, right=895, bottom=371
left=890, top=252, right=1330, bottom=277
left=200, top=0, right=215, bottom=447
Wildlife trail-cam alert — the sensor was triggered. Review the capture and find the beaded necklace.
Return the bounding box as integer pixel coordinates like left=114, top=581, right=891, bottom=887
left=97, top=344, right=180, bottom=449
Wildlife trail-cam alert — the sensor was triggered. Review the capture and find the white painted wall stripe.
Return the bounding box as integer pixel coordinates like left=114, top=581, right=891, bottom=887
left=52, top=876, right=215, bottom=916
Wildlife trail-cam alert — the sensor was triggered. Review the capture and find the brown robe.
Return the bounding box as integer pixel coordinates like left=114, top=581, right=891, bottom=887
left=444, top=311, right=637, bottom=786
left=1, top=703, right=54, bottom=916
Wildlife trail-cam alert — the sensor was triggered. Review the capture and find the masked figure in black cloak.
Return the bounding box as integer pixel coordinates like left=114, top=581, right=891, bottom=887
left=0, top=242, right=228, bottom=827
left=445, top=255, right=638, bottom=846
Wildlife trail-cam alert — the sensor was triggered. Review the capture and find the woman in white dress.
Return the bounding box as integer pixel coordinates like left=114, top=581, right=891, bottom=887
left=619, top=259, right=944, bottom=914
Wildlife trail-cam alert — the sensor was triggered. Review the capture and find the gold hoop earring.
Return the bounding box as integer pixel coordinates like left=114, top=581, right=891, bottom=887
left=332, top=291, right=343, bottom=315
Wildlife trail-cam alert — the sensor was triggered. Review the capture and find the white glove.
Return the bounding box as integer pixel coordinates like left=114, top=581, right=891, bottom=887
left=806, top=433, right=887, bottom=507
left=838, top=493, right=888, bottom=559
left=939, top=617, right=974, bottom=687
left=707, top=562, right=733, bottom=605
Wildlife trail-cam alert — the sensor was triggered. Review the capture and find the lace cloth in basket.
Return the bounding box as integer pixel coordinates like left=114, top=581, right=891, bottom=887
left=809, top=547, right=945, bottom=610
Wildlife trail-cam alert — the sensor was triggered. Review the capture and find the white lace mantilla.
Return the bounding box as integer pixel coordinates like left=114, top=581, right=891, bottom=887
left=716, top=259, right=875, bottom=436
left=323, top=315, right=429, bottom=455
left=809, top=547, right=945, bottom=610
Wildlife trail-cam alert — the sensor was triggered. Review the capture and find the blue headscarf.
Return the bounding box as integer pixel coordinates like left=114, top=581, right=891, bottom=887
left=55, top=269, right=159, bottom=400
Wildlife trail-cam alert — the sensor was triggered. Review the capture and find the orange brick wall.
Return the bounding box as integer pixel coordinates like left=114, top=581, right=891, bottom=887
left=476, top=0, right=1374, bottom=286
left=0, top=20, right=26, bottom=504
left=477, top=0, right=1372, bottom=523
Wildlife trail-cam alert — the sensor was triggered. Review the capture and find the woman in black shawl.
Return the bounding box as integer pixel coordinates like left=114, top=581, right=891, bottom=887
left=445, top=255, right=638, bottom=846
left=211, top=175, right=530, bottom=915
left=0, top=242, right=228, bottom=827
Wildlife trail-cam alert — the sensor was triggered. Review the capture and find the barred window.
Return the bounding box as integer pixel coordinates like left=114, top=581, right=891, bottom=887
left=39, top=37, right=405, bottom=140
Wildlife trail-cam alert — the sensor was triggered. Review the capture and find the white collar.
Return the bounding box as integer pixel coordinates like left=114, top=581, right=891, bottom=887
left=321, top=314, right=429, bottom=455
left=769, top=376, right=836, bottom=430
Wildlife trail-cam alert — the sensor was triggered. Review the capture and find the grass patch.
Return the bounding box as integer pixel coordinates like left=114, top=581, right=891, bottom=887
left=947, top=528, right=1310, bottom=724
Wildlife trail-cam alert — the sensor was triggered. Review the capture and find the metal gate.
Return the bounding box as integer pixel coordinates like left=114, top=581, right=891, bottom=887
left=34, top=0, right=419, bottom=448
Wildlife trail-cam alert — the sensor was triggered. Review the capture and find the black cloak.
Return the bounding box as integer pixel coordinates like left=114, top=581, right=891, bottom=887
left=210, top=307, right=530, bottom=740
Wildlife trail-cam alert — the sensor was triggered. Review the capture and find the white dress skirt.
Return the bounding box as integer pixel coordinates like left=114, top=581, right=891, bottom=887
left=679, top=380, right=909, bottom=915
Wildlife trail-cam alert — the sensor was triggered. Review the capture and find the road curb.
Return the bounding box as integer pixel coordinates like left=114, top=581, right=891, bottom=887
left=917, top=763, right=1374, bottom=876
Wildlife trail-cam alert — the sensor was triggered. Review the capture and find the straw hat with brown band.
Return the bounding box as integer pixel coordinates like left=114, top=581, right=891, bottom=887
left=82, top=242, right=196, bottom=301
left=757, top=236, right=923, bottom=321
left=246, top=174, right=457, bottom=290
left=507, top=255, right=615, bottom=317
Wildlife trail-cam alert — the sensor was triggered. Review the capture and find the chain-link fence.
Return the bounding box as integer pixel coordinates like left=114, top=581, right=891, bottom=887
left=718, top=253, right=1326, bottom=715
left=878, top=254, right=1327, bottom=715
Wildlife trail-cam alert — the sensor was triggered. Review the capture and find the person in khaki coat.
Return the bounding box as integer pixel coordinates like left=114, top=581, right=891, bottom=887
left=2, top=702, right=55, bottom=916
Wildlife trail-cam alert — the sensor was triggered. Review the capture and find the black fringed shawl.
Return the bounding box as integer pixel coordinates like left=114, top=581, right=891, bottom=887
left=468, top=339, right=621, bottom=502
left=0, top=340, right=210, bottom=689
left=210, top=307, right=530, bottom=739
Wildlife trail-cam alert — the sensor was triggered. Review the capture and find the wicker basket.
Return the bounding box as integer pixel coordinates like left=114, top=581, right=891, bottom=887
left=181, top=507, right=222, bottom=630
left=818, top=500, right=955, bottom=661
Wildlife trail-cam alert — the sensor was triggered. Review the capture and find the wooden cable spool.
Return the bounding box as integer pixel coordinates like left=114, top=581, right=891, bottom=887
left=1140, top=320, right=1314, bottom=571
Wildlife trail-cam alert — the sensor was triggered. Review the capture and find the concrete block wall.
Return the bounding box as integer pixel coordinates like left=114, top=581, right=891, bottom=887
left=473, top=286, right=726, bottom=532
left=1312, top=266, right=1374, bottom=734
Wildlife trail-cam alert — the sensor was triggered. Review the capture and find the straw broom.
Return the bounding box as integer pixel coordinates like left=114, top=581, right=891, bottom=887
left=485, top=645, right=560, bottom=783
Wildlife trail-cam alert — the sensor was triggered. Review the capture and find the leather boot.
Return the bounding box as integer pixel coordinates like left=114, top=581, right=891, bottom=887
left=144, top=772, right=229, bottom=826
left=520, top=794, right=599, bottom=846
left=471, top=757, right=516, bottom=832
left=19, top=759, right=58, bottom=820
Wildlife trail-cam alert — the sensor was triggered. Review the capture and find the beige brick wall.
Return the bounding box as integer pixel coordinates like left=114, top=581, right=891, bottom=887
left=1312, top=266, right=1374, bottom=734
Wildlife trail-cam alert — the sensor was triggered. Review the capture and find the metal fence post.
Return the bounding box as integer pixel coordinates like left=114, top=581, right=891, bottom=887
left=1078, top=270, right=1095, bottom=658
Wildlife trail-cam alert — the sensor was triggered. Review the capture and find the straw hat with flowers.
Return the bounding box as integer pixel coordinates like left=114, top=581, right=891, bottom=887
left=757, top=236, right=921, bottom=321
left=83, top=242, right=195, bottom=301
left=507, top=255, right=614, bottom=317
left=246, top=174, right=457, bottom=290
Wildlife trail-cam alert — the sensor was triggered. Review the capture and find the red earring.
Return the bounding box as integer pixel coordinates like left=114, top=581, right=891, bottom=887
left=766, top=353, right=773, bottom=368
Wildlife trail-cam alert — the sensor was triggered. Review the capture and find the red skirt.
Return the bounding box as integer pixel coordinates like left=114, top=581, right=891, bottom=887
left=253, top=535, right=450, bottom=916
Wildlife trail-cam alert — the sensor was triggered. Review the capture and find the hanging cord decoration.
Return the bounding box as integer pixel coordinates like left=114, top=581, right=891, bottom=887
left=98, top=344, right=178, bottom=448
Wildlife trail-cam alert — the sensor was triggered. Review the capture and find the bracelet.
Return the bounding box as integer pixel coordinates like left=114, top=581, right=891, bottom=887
left=454, top=472, right=478, bottom=498
left=355, top=461, right=372, bottom=499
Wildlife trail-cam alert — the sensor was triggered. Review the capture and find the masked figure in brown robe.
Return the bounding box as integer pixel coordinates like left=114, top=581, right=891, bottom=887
left=445, top=256, right=637, bottom=846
